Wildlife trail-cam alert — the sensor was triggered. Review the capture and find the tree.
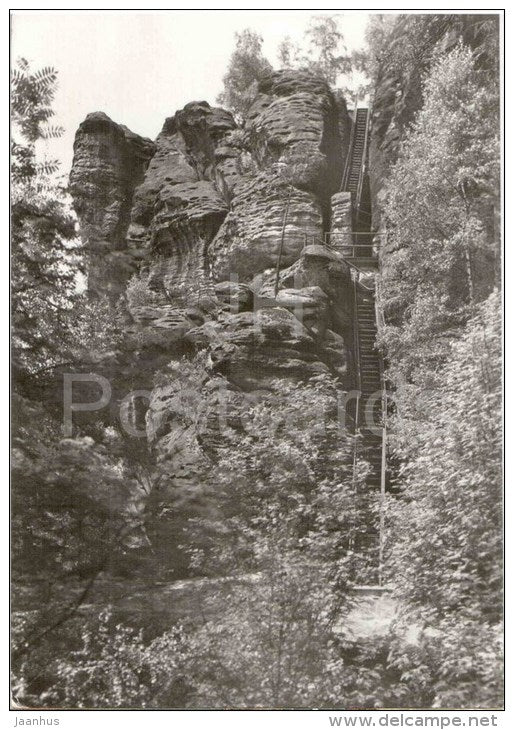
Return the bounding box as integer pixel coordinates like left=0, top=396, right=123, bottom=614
left=277, top=16, right=352, bottom=90
left=11, top=59, right=78, bottom=380
left=217, top=29, right=272, bottom=117
left=376, top=38, right=502, bottom=710
left=380, top=45, right=500, bottom=382
left=11, top=59, right=120, bottom=388
left=304, top=16, right=351, bottom=85
left=361, top=14, right=499, bottom=143
left=385, top=292, right=503, bottom=709
left=170, top=376, right=384, bottom=707
left=11, top=57, right=63, bottom=178
left=11, top=61, right=137, bottom=703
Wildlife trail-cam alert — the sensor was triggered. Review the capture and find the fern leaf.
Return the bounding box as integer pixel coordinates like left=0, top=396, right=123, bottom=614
left=36, top=159, right=60, bottom=177
left=33, top=67, right=58, bottom=89
left=40, top=124, right=64, bottom=140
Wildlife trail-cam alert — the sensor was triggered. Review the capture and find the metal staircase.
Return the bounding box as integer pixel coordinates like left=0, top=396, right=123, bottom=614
left=339, top=106, right=388, bottom=584
left=303, top=103, right=389, bottom=585
left=354, top=287, right=383, bottom=489
left=341, top=107, right=371, bottom=228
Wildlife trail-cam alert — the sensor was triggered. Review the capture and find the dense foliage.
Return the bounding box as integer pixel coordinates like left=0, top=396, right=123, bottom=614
left=385, top=292, right=502, bottom=708
left=219, top=16, right=358, bottom=116
left=363, top=14, right=499, bottom=128
left=11, top=59, right=78, bottom=381
left=217, top=29, right=273, bottom=117
left=377, top=30, right=502, bottom=710
left=11, top=62, right=137, bottom=702
left=11, top=59, right=119, bottom=388
left=278, top=16, right=352, bottom=87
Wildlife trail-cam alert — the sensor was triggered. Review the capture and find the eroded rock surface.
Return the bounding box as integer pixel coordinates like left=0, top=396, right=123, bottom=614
left=69, top=112, right=156, bottom=298
left=69, top=71, right=355, bottom=561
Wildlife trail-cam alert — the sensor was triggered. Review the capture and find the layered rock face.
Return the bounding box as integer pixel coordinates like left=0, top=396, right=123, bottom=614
left=70, top=71, right=355, bottom=565
left=69, top=112, right=156, bottom=298
left=210, top=70, right=345, bottom=279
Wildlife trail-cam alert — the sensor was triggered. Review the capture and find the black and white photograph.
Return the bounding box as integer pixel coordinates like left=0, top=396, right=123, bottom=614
left=9, top=7, right=504, bottom=714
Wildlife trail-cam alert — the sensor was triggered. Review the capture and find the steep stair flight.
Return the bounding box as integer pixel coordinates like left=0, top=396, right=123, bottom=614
left=340, top=106, right=388, bottom=584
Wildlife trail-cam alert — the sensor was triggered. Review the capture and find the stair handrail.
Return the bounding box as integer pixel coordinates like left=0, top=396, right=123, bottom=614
left=304, top=234, right=378, bottom=293
left=341, top=105, right=358, bottom=192
left=352, top=274, right=362, bottom=400
left=344, top=261, right=376, bottom=293
left=374, top=275, right=387, bottom=587
left=304, top=234, right=375, bottom=292
left=375, top=274, right=386, bottom=332
left=355, top=108, right=371, bottom=221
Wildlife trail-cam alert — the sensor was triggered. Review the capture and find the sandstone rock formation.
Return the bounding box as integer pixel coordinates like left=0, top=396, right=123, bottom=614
left=210, top=70, right=346, bottom=279
left=330, top=192, right=353, bottom=247
left=69, top=71, right=355, bottom=541
left=69, top=112, right=156, bottom=298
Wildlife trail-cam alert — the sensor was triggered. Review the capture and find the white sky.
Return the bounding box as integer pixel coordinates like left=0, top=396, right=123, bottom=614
left=10, top=10, right=369, bottom=175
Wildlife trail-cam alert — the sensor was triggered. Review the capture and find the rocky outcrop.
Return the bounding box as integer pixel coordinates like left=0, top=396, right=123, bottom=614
left=69, top=112, right=156, bottom=298
left=129, top=103, right=237, bottom=251
left=209, top=70, right=347, bottom=280
left=209, top=171, right=323, bottom=280
left=69, top=70, right=355, bottom=555
left=330, top=192, right=353, bottom=247
left=246, top=70, right=343, bottom=195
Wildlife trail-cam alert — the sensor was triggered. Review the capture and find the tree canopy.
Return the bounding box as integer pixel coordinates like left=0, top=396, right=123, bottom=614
left=217, top=29, right=273, bottom=117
